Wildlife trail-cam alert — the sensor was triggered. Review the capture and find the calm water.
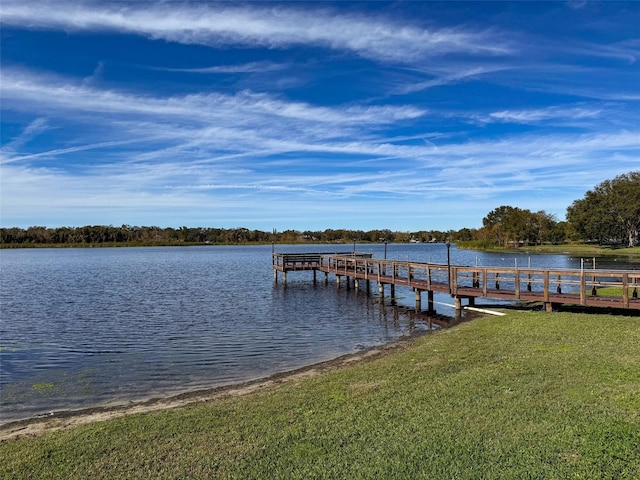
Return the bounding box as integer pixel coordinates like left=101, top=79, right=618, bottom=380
left=0, top=244, right=637, bottom=423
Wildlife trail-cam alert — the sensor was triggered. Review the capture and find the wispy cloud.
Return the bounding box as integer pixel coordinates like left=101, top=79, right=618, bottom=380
left=3, top=125, right=637, bottom=228
left=2, top=69, right=637, bottom=184
left=0, top=117, right=49, bottom=155
left=155, top=61, right=289, bottom=74
left=482, top=105, right=603, bottom=125
left=393, top=65, right=513, bottom=95
left=1, top=140, right=138, bottom=165
left=1, top=1, right=511, bottom=63
left=81, top=61, right=105, bottom=87
left=0, top=69, right=425, bottom=127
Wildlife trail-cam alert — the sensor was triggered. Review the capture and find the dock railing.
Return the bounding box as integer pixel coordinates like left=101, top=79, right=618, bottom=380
left=273, top=252, right=640, bottom=311
left=451, top=266, right=640, bottom=309
left=272, top=252, right=372, bottom=272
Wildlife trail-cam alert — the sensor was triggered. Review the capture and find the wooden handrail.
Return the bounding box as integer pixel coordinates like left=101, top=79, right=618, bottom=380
left=273, top=252, right=640, bottom=310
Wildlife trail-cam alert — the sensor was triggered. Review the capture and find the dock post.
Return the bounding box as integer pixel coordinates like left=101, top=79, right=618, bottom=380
left=324, top=272, right=329, bottom=284
left=336, top=275, right=341, bottom=287
left=313, top=270, right=317, bottom=284
left=274, top=269, right=278, bottom=283
left=378, top=282, right=384, bottom=297
left=354, top=278, right=359, bottom=290
left=283, top=271, right=287, bottom=284
left=390, top=284, right=395, bottom=298
left=454, top=297, right=462, bottom=312
left=415, top=289, right=421, bottom=312
left=427, top=291, right=434, bottom=312
left=366, top=280, right=370, bottom=294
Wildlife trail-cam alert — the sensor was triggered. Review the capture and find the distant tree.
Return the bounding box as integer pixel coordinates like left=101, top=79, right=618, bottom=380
left=279, top=229, right=301, bottom=243
left=302, top=230, right=321, bottom=241
left=567, top=171, right=640, bottom=247
left=483, top=205, right=523, bottom=247
left=532, top=211, right=558, bottom=245
left=374, top=229, right=394, bottom=243
left=25, top=226, right=52, bottom=243
left=482, top=206, right=559, bottom=247
left=550, top=221, right=570, bottom=244
left=455, top=228, right=474, bottom=242
left=0, top=227, right=26, bottom=244
left=394, top=231, right=412, bottom=243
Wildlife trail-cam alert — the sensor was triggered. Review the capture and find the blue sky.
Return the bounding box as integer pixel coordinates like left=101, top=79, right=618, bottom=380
left=1, top=1, right=639, bottom=231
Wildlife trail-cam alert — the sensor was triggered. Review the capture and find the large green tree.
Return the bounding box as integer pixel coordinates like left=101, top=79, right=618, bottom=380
left=482, top=206, right=556, bottom=246
left=566, top=171, right=640, bottom=247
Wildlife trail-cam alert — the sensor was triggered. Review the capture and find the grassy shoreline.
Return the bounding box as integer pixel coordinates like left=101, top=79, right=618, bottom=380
left=518, top=244, right=640, bottom=257
left=2, top=310, right=639, bottom=479
left=458, top=243, right=640, bottom=258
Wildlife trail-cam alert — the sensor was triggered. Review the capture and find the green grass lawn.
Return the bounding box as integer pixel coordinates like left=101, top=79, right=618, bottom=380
left=596, top=286, right=639, bottom=298
left=2, top=310, right=639, bottom=479
left=519, top=244, right=640, bottom=257
left=457, top=242, right=640, bottom=258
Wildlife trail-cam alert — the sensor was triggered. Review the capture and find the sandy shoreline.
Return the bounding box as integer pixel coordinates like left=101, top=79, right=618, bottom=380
left=0, top=338, right=414, bottom=442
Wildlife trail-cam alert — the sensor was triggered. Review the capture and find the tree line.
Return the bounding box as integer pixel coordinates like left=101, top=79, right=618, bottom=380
left=2, top=171, right=638, bottom=248
left=0, top=225, right=451, bottom=247
left=462, top=171, right=639, bottom=248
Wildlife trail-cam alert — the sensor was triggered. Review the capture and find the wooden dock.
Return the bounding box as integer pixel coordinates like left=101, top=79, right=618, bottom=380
left=273, top=252, right=640, bottom=312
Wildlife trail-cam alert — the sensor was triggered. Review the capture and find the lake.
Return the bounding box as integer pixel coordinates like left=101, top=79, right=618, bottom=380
left=0, top=244, right=636, bottom=423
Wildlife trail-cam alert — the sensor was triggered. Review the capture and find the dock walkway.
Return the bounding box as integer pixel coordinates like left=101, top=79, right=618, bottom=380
left=273, top=252, right=640, bottom=312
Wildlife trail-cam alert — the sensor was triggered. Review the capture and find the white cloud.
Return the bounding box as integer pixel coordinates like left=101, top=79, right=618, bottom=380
left=1, top=140, right=138, bottom=165
left=2, top=69, right=638, bottom=195
left=155, top=62, right=289, bottom=74
left=394, top=65, right=512, bottom=95
left=0, top=117, right=49, bottom=155
left=0, top=69, right=424, bottom=128
left=0, top=68, right=432, bottom=171
left=0, top=1, right=511, bottom=63
left=483, top=105, right=603, bottom=125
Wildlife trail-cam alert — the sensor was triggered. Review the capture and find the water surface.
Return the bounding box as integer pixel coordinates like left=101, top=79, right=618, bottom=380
left=1, top=244, right=636, bottom=423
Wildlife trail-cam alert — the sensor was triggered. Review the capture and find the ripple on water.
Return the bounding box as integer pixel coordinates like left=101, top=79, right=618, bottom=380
left=4, top=244, right=599, bottom=423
